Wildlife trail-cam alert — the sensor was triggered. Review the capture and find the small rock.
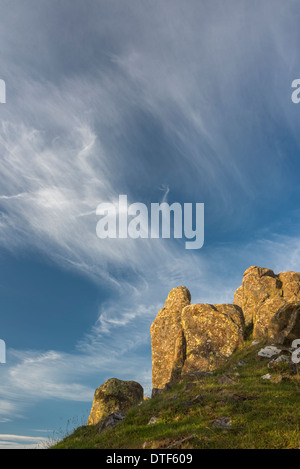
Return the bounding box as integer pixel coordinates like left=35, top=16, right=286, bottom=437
left=148, top=416, right=159, bottom=425
left=268, top=355, right=290, bottom=369
left=237, top=361, right=246, bottom=366
left=261, top=373, right=272, bottom=380
left=98, top=411, right=126, bottom=434
left=212, top=417, right=232, bottom=428
left=258, top=346, right=282, bottom=358
left=251, top=339, right=261, bottom=347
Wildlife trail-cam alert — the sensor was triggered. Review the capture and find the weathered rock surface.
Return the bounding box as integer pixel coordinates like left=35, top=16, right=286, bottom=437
left=150, top=294, right=245, bottom=391
left=268, top=302, right=300, bottom=345
left=267, top=355, right=290, bottom=369
left=234, top=266, right=281, bottom=327
left=257, top=345, right=283, bottom=358
left=254, top=297, right=287, bottom=338
left=87, top=378, right=143, bottom=426
left=181, top=304, right=244, bottom=373
left=98, top=411, right=126, bottom=434
left=212, top=417, right=232, bottom=428
left=234, top=266, right=300, bottom=339
left=150, top=286, right=191, bottom=391
left=278, top=271, right=300, bottom=301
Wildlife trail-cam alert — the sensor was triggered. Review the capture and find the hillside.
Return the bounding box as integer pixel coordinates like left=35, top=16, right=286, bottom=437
left=52, top=338, right=300, bottom=450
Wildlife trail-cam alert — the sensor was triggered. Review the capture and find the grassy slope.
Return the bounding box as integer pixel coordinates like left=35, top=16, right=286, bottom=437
left=52, top=339, right=300, bottom=449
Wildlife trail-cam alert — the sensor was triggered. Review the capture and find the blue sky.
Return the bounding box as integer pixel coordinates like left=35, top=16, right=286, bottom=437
left=1, top=0, right=300, bottom=448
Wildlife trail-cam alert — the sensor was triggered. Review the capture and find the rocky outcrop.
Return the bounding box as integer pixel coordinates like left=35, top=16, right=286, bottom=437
left=150, top=287, right=191, bottom=392
left=234, top=266, right=300, bottom=337
left=87, top=378, right=143, bottom=426
left=151, top=289, right=244, bottom=390
left=181, top=304, right=244, bottom=373
left=151, top=266, right=300, bottom=392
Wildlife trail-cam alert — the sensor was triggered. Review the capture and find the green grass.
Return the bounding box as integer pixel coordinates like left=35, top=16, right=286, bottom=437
left=52, top=339, right=300, bottom=449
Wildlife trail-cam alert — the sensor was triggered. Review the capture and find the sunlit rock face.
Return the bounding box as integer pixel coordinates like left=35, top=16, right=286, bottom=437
left=150, top=286, right=191, bottom=391
left=181, top=303, right=245, bottom=373
left=234, top=266, right=300, bottom=338
left=87, top=378, right=143, bottom=426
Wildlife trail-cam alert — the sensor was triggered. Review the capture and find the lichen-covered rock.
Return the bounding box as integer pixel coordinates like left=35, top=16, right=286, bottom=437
left=181, top=304, right=245, bottom=373
left=254, top=297, right=287, bottom=338
left=268, top=302, right=300, bottom=345
left=279, top=271, right=300, bottom=301
left=150, top=286, right=191, bottom=391
left=150, top=267, right=300, bottom=392
left=234, top=266, right=281, bottom=327
left=233, top=285, right=243, bottom=309
left=170, top=329, right=186, bottom=382
left=87, top=378, right=143, bottom=426
left=234, top=266, right=300, bottom=338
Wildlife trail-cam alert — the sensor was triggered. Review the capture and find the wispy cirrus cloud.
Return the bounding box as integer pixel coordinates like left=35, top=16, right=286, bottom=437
left=0, top=0, right=297, bottom=292
left=0, top=434, right=48, bottom=450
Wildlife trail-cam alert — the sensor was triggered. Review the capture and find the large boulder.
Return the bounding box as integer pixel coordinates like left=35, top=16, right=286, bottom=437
left=150, top=286, right=191, bottom=391
left=234, top=266, right=281, bottom=327
left=268, top=302, right=300, bottom=345
left=181, top=304, right=245, bottom=373
left=87, top=378, right=143, bottom=426
left=234, top=266, right=300, bottom=338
